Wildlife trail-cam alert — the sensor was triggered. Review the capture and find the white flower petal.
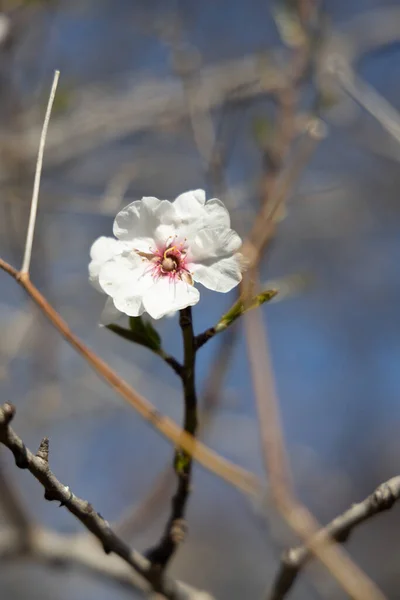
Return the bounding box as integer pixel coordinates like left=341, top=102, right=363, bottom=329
left=204, top=198, right=231, bottom=228
left=152, top=224, right=178, bottom=247
left=173, top=189, right=206, bottom=220
left=139, top=196, right=163, bottom=235
left=99, top=297, right=122, bottom=326
left=89, top=236, right=128, bottom=291
left=113, top=293, right=146, bottom=317
left=98, top=254, right=151, bottom=298
left=99, top=254, right=155, bottom=317
left=190, top=227, right=242, bottom=262
left=113, top=201, right=141, bottom=240
left=153, top=199, right=178, bottom=224
left=143, top=278, right=200, bottom=319
left=130, top=237, right=156, bottom=253
left=191, top=255, right=242, bottom=293
left=90, top=236, right=122, bottom=262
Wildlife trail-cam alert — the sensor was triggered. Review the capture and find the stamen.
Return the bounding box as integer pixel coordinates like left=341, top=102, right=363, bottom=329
left=163, top=245, right=181, bottom=259
left=181, top=271, right=194, bottom=285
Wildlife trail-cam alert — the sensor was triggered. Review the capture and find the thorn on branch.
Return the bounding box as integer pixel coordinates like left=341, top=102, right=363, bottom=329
left=36, top=437, right=49, bottom=462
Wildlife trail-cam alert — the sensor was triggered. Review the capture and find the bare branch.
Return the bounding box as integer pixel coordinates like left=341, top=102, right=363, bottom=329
left=0, top=402, right=212, bottom=600
left=21, top=70, right=59, bottom=276
left=269, top=476, right=400, bottom=600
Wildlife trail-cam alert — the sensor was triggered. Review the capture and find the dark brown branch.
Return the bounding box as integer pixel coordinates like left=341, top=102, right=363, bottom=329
left=269, top=477, right=400, bottom=600
left=146, top=306, right=198, bottom=569
left=0, top=402, right=203, bottom=600
left=113, top=328, right=238, bottom=542
left=157, top=349, right=184, bottom=378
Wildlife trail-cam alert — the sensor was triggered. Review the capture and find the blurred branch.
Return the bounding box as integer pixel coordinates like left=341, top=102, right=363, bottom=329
left=0, top=526, right=211, bottom=598
left=0, top=453, right=32, bottom=538
left=0, top=7, right=397, bottom=176
left=244, top=115, right=325, bottom=275
left=114, top=464, right=175, bottom=539
left=200, top=325, right=238, bottom=421
left=245, top=305, right=385, bottom=600
left=269, top=476, right=400, bottom=600
left=0, top=402, right=212, bottom=600
left=0, top=525, right=213, bottom=598
left=316, top=7, right=400, bottom=88
left=0, top=258, right=262, bottom=498
left=240, top=114, right=324, bottom=319
left=331, top=57, right=400, bottom=146
left=166, top=15, right=235, bottom=206
left=242, top=4, right=386, bottom=599
left=6, top=52, right=285, bottom=172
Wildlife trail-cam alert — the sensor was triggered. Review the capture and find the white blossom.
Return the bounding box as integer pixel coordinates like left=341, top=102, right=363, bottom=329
left=89, top=190, right=243, bottom=320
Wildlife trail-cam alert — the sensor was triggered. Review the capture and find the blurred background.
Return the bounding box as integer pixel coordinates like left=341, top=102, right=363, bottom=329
left=1, top=0, right=400, bottom=598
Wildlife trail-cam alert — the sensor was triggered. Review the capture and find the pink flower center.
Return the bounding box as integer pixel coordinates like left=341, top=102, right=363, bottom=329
left=137, top=239, right=193, bottom=285
left=160, top=246, right=182, bottom=273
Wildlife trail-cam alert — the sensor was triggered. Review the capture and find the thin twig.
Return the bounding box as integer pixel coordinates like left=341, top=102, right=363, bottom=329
left=0, top=257, right=262, bottom=498
left=195, top=289, right=278, bottom=350
left=21, top=70, right=59, bottom=275
left=269, top=476, right=400, bottom=600
left=0, top=402, right=210, bottom=600
left=146, top=306, right=198, bottom=568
